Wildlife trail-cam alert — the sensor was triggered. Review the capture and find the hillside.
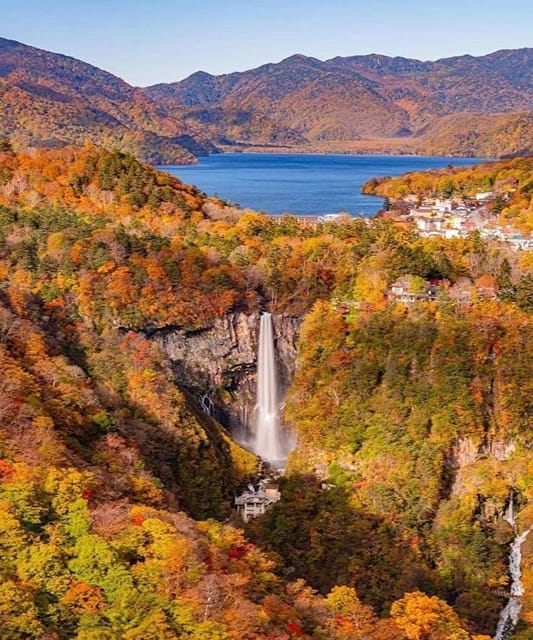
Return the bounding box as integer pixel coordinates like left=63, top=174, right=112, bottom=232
left=0, top=37, right=216, bottom=164
left=146, top=49, right=533, bottom=157
left=0, top=145, right=531, bottom=638
left=255, top=290, right=533, bottom=636
left=421, top=112, right=533, bottom=158
left=2, top=38, right=532, bottom=162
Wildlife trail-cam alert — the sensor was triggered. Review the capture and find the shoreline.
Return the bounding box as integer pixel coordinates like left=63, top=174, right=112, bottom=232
left=214, top=138, right=496, bottom=159
left=160, top=148, right=489, bottom=169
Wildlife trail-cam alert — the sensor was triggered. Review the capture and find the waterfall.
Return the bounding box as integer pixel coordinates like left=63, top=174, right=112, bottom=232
left=503, top=494, right=515, bottom=529
left=252, top=313, right=290, bottom=466
left=200, top=394, right=214, bottom=416
left=494, top=494, right=531, bottom=640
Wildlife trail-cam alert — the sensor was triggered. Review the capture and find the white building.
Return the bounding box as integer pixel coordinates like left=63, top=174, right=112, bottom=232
left=434, top=198, right=453, bottom=212
left=318, top=213, right=345, bottom=223
left=416, top=217, right=444, bottom=232
left=235, top=483, right=281, bottom=522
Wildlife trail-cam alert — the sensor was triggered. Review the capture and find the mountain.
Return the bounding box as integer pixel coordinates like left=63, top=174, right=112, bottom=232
left=0, top=37, right=216, bottom=163
left=146, top=49, right=533, bottom=157
left=2, top=38, right=531, bottom=161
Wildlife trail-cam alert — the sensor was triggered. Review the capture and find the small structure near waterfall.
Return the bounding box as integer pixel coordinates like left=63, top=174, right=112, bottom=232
left=200, top=394, right=214, bottom=416
left=235, top=482, right=281, bottom=522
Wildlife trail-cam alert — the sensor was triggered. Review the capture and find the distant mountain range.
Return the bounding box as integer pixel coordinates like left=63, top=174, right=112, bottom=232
left=1, top=37, right=532, bottom=160
left=147, top=49, right=533, bottom=157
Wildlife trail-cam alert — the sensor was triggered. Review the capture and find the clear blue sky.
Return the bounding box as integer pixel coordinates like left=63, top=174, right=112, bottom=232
left=1, top=0, right=532, bottom=86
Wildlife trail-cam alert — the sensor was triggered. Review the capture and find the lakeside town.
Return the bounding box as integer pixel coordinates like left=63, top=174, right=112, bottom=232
left=278, top=191, right=533, bottom=252
left=386, top=191, right=533, bottom=250
left=380, top=190, right=533, bottom=250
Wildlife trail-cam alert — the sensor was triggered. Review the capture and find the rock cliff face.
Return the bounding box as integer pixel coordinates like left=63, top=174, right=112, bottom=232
left=444, top=437, right=519, bottom=521
left=447, top=437, right=516, bottom=471
left=150, top=312, right=302, bottom=437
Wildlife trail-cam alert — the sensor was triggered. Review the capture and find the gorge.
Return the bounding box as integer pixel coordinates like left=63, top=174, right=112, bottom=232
left=146, top=301, right=532, bottom=637
left=0, top=144, right=530, bottom=638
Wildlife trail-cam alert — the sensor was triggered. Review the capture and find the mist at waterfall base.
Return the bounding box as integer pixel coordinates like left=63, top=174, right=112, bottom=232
left=237, top=313, right=294, bottom=468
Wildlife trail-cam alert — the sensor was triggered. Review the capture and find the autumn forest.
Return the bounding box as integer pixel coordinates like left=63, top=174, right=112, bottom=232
left=0, top=137, right=530, bottom=640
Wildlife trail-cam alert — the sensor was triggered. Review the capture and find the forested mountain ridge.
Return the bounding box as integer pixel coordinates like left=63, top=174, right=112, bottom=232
left=1, top=37, right=532, bottom=162
left=0, top=144, right=531, bottom=638
left=146, top=48, right=533, bottom=157
left=0, top=37, right=216, bottom=164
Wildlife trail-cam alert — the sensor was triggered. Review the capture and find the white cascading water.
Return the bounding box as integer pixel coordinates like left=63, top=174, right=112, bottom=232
left=252, top=313, right=287, bottom=465
left=494, top=494, right=531, bottom=640
left=504, top=495, right=515, bottom=528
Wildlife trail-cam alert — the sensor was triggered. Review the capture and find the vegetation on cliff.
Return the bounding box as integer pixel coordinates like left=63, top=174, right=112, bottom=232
left=0, top=144, right=531, bottom=637
left=263, top=296, right=531, bottom=633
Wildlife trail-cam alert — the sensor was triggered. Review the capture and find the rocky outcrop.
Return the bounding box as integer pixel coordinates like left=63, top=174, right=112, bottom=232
left=444, top=437, right=520, bottom=525
left=149, top=312, right=301, bottom=436
left=447, top=438, right=516, bottom=470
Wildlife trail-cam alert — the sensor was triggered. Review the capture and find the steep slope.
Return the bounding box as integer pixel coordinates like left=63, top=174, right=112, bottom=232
left=276, top=295, right=532, bottom=635
left=420, top=111, right=533, bottom=158
left=0, top=143, right=508, bottom=639
left=0, top=37, right=216, bottom=163
left=146, top=49, right=533, bottom=156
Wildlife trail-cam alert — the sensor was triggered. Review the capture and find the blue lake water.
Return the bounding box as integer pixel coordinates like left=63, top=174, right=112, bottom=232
left=160, top=153, right=485, bottom=217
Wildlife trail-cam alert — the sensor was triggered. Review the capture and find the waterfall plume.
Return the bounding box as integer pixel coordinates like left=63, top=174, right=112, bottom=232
left=252, top=313, right=292, bottom=466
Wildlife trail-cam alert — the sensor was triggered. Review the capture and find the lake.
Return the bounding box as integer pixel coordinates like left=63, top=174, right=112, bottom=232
left=160, top=153, right=485, bottom=217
